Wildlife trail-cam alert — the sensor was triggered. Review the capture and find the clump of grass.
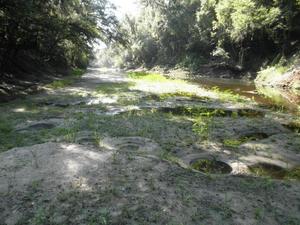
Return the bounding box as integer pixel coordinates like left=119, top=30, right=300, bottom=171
left=249, top=163, right=300, bottom=180
left=46, top=68, right=86, bottom=89
left=46, top=79, right=73, bottom=89
left=160, top=106, right=226, bottom=117
left=254, top=207, right=264, bottom=220
left=71, top=68, right=85, bottom=77
left=95, top=82, right=134, bottom=95
left=0, top=117, right=13, bottom=133
left=211, top=86, right=247, bottom=102
left=191, top=159, right=214, bottom=172
left=30, top=208, right=47, bottom=225
left=0, top=116, right=21, bottom=151
left=284, top=167, right=300, bottom=180
left=286, top=120, right=300, bottom=133
left=159, top=91, right=209, bottom=101
left=0, top=119, right=81, bottom=152
left=256, top=53, right=300, bottom=84
left=88, top=209, right=111, bottom=225
left=258, top=66, right=288, bottom=82
left=161, top=152, right=182, bottom=165
left=223, top=138, right=245, bottom=148
left=192, top=117, right=213, bottom=140
left=128, top=71, right=168, bottom=82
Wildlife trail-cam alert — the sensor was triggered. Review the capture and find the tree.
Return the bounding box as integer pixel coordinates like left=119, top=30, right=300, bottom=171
left=0, top=0, right=119, bottom=75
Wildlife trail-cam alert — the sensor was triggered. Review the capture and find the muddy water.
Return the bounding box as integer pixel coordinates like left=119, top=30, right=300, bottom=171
left=194, top=77, right=300, bottom=114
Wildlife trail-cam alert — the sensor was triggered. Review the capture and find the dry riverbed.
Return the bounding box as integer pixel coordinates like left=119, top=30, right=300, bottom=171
left=0, top=68, right=299, bottom=225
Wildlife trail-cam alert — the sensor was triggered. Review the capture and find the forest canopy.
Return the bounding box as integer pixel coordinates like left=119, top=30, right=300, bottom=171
left=103, top=0, right=300, bottom=72
left=0, top=0, right=120, bottom=76
left=1, top=0, right=300, bottom=78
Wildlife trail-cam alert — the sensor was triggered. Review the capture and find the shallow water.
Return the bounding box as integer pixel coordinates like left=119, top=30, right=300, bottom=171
left=194, top=77, right=300, bottom=114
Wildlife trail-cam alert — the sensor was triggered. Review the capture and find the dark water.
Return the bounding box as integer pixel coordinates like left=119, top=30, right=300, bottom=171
left=194, top=77, right=300, bottom=114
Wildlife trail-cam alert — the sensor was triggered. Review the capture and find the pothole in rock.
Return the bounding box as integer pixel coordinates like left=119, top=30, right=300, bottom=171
left=38, top=100, right=86, bottom=108
left=17, top=123, right=56, bottom=132
left=156, top=106, right=264, bottom=118
left=237, top=109, right=265, bottom=118
left=190, top=158, right=232, bottom=174
left=248, top=163, right=291, bottom=179
left=105, top=106, right=141, bottom=116
left=16, top=118, right=65, bottom=132
left=74, top=131, right=97, bottom=145
left=101, top=137, right=161, bottom=154
left=27, top=123, right=56, bottom=130
left=119, top=144, right=140, bottom=151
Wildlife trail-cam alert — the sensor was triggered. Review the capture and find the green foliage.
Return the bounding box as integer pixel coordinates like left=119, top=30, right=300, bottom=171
left=191, top=159, right=215, bottom=173
left=0, top=0, right=119, bottom=73
left=285, top=167, right=300, bottom=180
left=46, top=68, right=86, bottom=89
left=30, top=208, right=47, bottom=225
left=88, top=209, right=111, bottom=225
left=71, top=68, right=86, bottom=77
left=158, top=91, right=208, bottom=101
left=249, top=164, right=300, bottom=180
left=211, top=87, right=247, bottom=102
left=46, top=79, right=74, bottom=89
left=0, top=117, right=13, bottom=133
left=190, top=158, right=232, bottom=174
left=128, top=72, right=168, bottom=82
left=96, top=82, right=134, bottom=94
left=192, top=117, right=213, bottom=140
left=223, top=138, right=245, bottom=148
left=104, top=0, right=300, bottom=72
left=257, top=53, right=300, bottom=84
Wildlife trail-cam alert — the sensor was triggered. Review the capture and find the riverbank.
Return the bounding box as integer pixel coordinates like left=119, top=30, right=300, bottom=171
left=132, top=63, right=253, bottom=81
left=256, top=67, right=300, bottom=91
left=255, top=53, right=300, bottom=92
left=128, top=66, right=300, bottom=114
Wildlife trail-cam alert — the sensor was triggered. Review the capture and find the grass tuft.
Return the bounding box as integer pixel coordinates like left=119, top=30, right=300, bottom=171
left=46, top=68, right=86, bottom=89
left=128, top=71, right=169, bottom=82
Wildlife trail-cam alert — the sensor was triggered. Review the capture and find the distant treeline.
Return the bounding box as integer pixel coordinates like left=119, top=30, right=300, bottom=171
left=0, top=0, right=119, bottom=77
left=104, top=0, right=300, bottom=72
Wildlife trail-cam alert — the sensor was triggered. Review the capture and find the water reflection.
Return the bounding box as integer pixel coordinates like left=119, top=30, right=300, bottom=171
left=194, top=77, right=300, bottom=114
